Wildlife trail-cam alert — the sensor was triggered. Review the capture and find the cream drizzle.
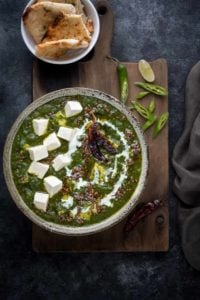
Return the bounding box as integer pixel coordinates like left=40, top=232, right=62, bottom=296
left=98, top=120, right=130, bottom=207
left=63, top=119, right=130, bottom=208
left=64, top=119, right=89, bottom=189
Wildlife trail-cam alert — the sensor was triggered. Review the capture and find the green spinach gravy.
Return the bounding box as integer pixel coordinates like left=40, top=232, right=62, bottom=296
left=11, top=96, right=142, bottom=226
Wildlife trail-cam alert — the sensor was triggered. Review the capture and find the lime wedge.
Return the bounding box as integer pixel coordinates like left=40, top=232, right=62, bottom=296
left=138, top=59, right=155, bottom=83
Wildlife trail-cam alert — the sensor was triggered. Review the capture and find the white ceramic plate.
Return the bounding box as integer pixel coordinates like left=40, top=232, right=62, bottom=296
left=21, top=0, right=100, bottom=64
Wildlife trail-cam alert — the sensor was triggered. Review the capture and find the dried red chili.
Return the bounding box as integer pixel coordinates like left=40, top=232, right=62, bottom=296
left=87, top=122, right=117, bottom=161
left=94, top=123, right=118, bottom=155
left=124, top=199, right=164, bottom=233
left=88, top=124, right=106, bottom=162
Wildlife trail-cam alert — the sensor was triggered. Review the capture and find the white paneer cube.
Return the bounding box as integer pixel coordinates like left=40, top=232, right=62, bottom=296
left=44, top=175, right=63, bottom=198
left=28, top=162, right=49, bottom=179
left=61, top=196, right=74, bottom=209
left=32, top=119, right=49, bottom=136
left=64, top=101, right=83, bottom=118
left=57, top=127, right=78, bottom=142
left=33, top=192, right=49, bottom=212
left=43, top=132, right=61, bottom=151
left=52, top=154, right=70, bottom=171
left=28, top=145, right=48, bottom=161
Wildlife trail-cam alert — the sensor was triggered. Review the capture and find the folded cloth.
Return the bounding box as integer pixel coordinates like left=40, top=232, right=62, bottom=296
left=172, top=61, right=200, bottom=270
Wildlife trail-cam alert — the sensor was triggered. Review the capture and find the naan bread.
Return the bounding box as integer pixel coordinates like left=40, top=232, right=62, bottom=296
left=37, top=0, right=75, bottom=2
left=23, top=2, right=76, bottom=43
left=85, top=18, right=94, bottom=33
left=43, top=13, right=91, bottom=43
left=37, top=0, right=87, bottom=22
left=36, top=39, right=89, bottom=58
left=72, top=0, right=87, bottom=23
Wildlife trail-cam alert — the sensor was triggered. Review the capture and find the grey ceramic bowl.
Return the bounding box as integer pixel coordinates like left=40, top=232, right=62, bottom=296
left=3, top=88, right=148, bottom=236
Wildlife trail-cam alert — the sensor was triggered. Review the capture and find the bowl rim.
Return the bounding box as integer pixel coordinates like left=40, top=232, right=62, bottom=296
left=3, top=88, right=149, bottom=236
left=21, top=0, right=100, bottom=65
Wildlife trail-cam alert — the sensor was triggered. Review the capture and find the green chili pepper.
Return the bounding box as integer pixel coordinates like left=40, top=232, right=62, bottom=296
left=136, top=91, right=150, bottom=100
left=132, top=101, right=158, bottom=132
left=106, top=56, right=129, bottom=103
left=142, top=115, right=157, bottom=131
left=148, top=99, right=156, bottom=113
left=153, top=112, right=169, bottom=138
left=134, top=82, right=168, bottom=96
left=132, top=101, right=151, bottom=119
left=117, top=63, right=129, bottom=103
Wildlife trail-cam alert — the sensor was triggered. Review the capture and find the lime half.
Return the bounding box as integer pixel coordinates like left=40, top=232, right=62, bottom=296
left=138, top=59, right=155, bottom=83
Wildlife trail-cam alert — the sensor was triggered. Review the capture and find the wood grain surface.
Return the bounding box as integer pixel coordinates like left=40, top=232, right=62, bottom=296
left=32, top=0, right=169, bottom=252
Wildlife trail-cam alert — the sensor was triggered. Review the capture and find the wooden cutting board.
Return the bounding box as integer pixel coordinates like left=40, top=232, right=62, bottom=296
left=32, top=0, right=169, bottom=252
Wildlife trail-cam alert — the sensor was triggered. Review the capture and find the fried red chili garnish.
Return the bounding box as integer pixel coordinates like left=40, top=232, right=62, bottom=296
left=94, top=123, right=118, bottom=155
left=88, top=124, right=106, bottom=162
left=88, top=122, right=117, bottom=162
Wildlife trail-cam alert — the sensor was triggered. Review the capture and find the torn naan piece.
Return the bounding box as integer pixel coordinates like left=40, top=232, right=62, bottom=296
left=43, top=13, right=91, bottom=43
left=37, top=0, right=76, bottom=2
left=36, top=38, right=89, bottom=58
left=23, top=1, right=76, bottom=43
left=59, top=0, right=93, bottom=30
left=37, top=0, right=87, bottom=23
left=72, top=0, right=87, bottom=23
left=85, top=18, right=94, bottom=33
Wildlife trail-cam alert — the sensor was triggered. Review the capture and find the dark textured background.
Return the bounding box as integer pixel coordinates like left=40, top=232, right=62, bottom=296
left=1, top=0, right=200, bottom=299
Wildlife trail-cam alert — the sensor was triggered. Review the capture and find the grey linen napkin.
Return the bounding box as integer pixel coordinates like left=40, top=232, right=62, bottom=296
left=172, top=61, right=200, bottom=270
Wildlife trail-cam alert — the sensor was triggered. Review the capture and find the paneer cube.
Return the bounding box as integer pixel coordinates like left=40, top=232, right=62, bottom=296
left=28, top=162, right=49, bottom=179
left=64, top=101, right=83, bottom=118
left=32, top=118, right=49, bottom=136
left=33, top=192, right=49, bottom=212
left=43, top=132, right=61, bottom=151
left=57, top=127, right=77, bottom=142
left=28, top=145, right=48, bottom=161
left=44, top=175, right=63, bottom=198
left=52, top=154, right=70, bottom=171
